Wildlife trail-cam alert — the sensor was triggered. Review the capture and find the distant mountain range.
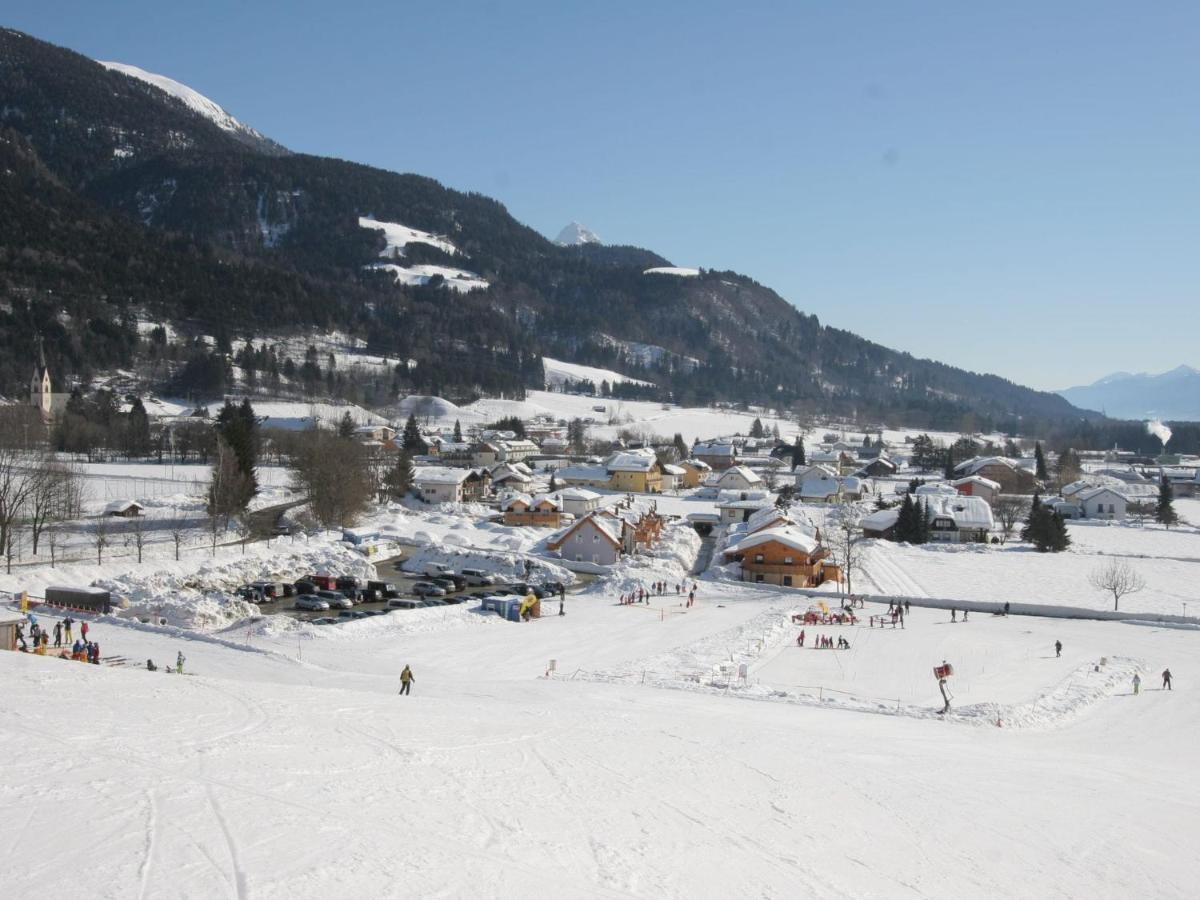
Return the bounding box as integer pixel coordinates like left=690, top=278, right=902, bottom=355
left=1058, top=366, right=1200, bottom=422
left=0, top=26, right=1093, bottom=430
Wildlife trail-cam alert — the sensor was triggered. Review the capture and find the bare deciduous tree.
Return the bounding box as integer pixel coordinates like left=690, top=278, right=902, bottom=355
left=1088, top=559, right=1146, bottom=611
left=826, top=503, right=865, bottom=597
left=992, top=495, right=1029, bottom=545
left=167, top=510, right=192, bottom=561
left=125, top=513, right=148, bottom=564
left=0, top=447, right=38, bottom=559
left=93, top=516, right=111, bottom=565
left=289, top=429, right=374, bottom=527
left=26, top=458, right=84, bottom=556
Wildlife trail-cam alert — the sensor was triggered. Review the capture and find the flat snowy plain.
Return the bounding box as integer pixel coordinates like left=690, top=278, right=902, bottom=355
left=3, top=578, right=1197, bottom=898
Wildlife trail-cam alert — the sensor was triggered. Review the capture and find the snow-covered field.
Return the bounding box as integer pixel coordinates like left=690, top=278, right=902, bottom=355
left=861, top=516, right=1200, bottom=617
left=541, top=357, right=653, bottom=389
left=3, top=577, right=1197, bottom=897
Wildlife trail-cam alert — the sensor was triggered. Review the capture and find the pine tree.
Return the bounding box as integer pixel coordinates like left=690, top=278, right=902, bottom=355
left=549, top=472, right=558, bottom=492
left=1021, top=492, right=1042, bottom=543
left=750, top=417, right=764, bottom=438
left=894, top=493, right=915, bottom=542
left=126, top=397, right=152, bottom=457
left=862, top=434, right=871, bottom=447
left=791, top=437, right=806, bottom=470
left=402, top=414, right=426, bottom=454
left=673, top=433, right=688, bottom=460
left=1034, top=442, right=1048, bottom=480
left=453, top=419, right=463, bottom=443
left=384, top=450, right=415, bottom=500
left=944, top=446, right=955, bottom=480
left=1156, top=476, right=1179, bottom=528
left=917, top=498, right=931, bottom=544
left=212, top=399, right=258, bottom=511
left=338, top=411, right=355, bottom=439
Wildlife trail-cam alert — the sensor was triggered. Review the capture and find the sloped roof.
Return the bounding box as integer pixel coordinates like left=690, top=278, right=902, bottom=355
left=952, top=475, right=1002, bottom=491
left=724, top=524, right=820, bottom=557
left=1075, top=486, right=1129, bottom=503
left=558, top=488, right=602, bottom=501
left=716, top=465, right=762, bottom=485
left=548, top=511, right=623, bottom=550
left=924, top=494, right=994, bottom=530
left=861, top=508, right=900, bottom=532
left=413, top=466, right=473, bottom=485
left=607, top=450, right=660, bottom=472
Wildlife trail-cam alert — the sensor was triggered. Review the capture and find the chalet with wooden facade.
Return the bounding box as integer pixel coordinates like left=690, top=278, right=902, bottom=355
left=501, top=493, right=563, bottom=527
left=722, top=524, right=835, bottom=588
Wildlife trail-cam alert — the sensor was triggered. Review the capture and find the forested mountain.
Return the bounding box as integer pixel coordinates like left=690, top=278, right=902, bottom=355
left=0, top=27, right=1092, bottom=431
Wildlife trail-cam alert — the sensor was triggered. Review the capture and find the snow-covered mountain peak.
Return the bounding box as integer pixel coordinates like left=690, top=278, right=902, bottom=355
left=99, top=61, right=272, bottom=146
left=555, top=221, right=602, bottom=246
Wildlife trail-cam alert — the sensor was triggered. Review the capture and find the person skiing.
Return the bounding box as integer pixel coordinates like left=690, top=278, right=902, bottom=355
left=63, top=616, right=73, bottom=642
left=176, top=651, right=185, bottom=674
left=951, top=609, right=957, bottom=623
left=147, top=659, right=157, bottom=672
left=1003, top=601, right=1010, bottom=617
left=962, top=610, right=969, bottom=622
left=80, top=620, right=89, bottom=643
left=797, top=629, right=806, bottom=648
left=1132, top=672, right=1142, bottom=695
left=904, top=599, right=910, bottom=614
left=1055, top=640, right=1062, bottom=658
left=1162, top=668, right=1173, bottom=691
left=53, top=621, right=62, bottom=648
left=399, top=664, right=414, bottom=695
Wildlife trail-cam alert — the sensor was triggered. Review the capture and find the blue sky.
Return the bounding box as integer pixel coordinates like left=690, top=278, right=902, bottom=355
left=9, top=1, right=1199, bottom=391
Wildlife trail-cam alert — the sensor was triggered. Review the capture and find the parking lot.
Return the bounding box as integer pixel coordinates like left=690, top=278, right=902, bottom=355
left=249, top=555, right=591, bottom=624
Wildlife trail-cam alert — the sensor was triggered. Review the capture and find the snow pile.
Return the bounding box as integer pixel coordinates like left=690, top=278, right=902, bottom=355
left=358, top=216, right=460, bottom=257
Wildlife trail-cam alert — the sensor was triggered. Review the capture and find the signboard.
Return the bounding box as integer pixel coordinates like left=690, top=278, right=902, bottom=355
left=933, top=663, right=954, bottom=680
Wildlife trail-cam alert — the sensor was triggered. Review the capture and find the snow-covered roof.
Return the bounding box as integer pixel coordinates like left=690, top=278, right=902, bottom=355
left=716, top=498, right=772, bottom=511
left=915, top=482, right=959, bottom=496
left=924, top=494, right=995, bottom=530
left=681, top=458, right=712, bottom=471
left=103, top=500, right=144, bottom=513
left=746, top=506, right=791, bottom=533
left=558, top=488, right=602, bottom=501
left=558, top=465, right=610, bottom=482
left=607, top=451, right=659, bottom=473
left=954, top=456, right=1022, bottom=477
left=724, top=525, right=820, bottom=557
left=1075, top=486, right=1129, bottom=503
left=797, top=474, right=841, bottom=498
left=716, top=465, right=762, bottom=485
left=693, top=443, right=735, bottom=457
left=662, top=464, right=687, bottom=475
left=550, top=511, right=623, bottom=549
left=861, top=508, right=900, bottom=532
left=951, top=475, right=1001, bottom=490
left=413, top=467, right=474, bottom=485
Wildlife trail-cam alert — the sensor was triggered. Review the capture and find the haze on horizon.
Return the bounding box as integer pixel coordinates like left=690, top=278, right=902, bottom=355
left=7, top=0, right=1198, bottom=392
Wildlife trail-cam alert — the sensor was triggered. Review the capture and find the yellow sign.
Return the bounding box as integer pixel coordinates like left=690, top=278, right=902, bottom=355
left=20, top=591, right=28, bottom=613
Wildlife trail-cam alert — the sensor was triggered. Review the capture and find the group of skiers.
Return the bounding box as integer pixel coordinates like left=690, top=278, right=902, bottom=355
left=15, top=614, right=102, bottom=663
left=796, top=631, right=850, bottom=650
left=619, top=581, right=699, bottom=607
left=146, top=652, right=186, bottom=675
left=1131, top=669, right=1173, bottom=695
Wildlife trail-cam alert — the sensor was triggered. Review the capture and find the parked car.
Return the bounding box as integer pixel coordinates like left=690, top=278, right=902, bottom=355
left=293, top=579, right=317, bottom=595
left=335, top=575, right=361, bottom=591
left=416, top=598, right=447, bottom=607
left=387, top=598, right=423, bottom=610
left=250, top=581, right=285, bottom=599
left=367, top=580, right=402, bottom=599
left=316, top=589, right=353, bottom=610
left=307, top=574, right=337, bottom=591
left=311, top=616, right=338, bottom=625
left=418, top=561, right=451, bottom=578
left=294, top=595, right=330, bottom=611
left=430, top=576, right=459, bottom=593
left=236, top=585, right=264, bottom=603
left=439, top=595, right=467, bottom=606
left=356, top=587, right=383, bottom=603
left=460, top=568, right=495, bottom=587
left=412, top=581, right=447, bottom=598
left=441, top=573, right=468, bottom=591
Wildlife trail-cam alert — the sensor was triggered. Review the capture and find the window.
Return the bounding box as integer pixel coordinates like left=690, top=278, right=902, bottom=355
left=754, top=553, right=765, bottom=563
left=593, top=533, right=598, bottom=542
left=783, top=576, right=793, bottom=587
left=784, top=556, right=793, bottom=564
left=754, top=574, right=764, bottom=583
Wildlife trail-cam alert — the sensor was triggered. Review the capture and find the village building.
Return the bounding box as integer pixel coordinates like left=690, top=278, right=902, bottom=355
left=661, top=463, right=686, bottom=492
left=29, top=344, right=71, bottom=424
left=606, top=449, right=664, bottom=494
left=546, top=512, right=624, bottom=566
left=1, top=609, right=28, bottom=652
left=489, top=462, right=535, bottom=494
left=501, top=494, right=563, bottom=527
left=857, top=456, right=898, bottom=478
left=795, top=466, right=844, bottom=503
left=1074, top=486, right=1128, bottom=521
left=412, top=467, right=487, bottom=504
left=953, top=456, right=1038, bottom=494
left=557, top=488, right=603, bottom=517
left=692, top=442, right=737, bottom=470
left=104, top=500, right=144, bottom=518
left=923, top=494, right=994, bottom=543
left=860, top=507, right=900, bottom=539
left=952, top=475, right=1001, bottom=506
left=721, top=524, right=836, bottom=588
left=353, top=425, right=397, bottom=444
left=706, top=465, right=763, bottom=493
left=677, top=459, right=712, bottom=488
left=716, top=497, right=773, bottom=525
left=557, top=464, right=612, bottom=490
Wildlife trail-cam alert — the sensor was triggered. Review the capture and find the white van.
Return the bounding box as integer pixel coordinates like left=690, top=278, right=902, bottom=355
left=419, top=561, right=451, bottom=577
left=460, top=567, right=495, bottom=586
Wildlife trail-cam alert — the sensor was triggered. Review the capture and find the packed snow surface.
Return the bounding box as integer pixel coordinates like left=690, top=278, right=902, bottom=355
left=99, top=61, right=264, bottom=141
left=3, top=580, right=1198, bottom=897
